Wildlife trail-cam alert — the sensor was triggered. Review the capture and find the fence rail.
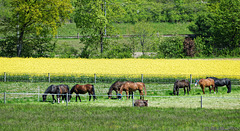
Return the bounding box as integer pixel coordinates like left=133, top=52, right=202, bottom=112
left=1, top=72, right=240, bottom=85
left=1, top=92, right=239, bottom=109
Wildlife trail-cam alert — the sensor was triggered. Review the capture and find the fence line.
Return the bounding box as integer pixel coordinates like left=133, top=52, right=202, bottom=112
left=2, top=72, right=240, bottom=85
left=1, top=92, right=240, bottom=108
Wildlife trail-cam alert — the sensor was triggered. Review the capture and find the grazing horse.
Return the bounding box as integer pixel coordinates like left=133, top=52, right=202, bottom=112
left=118, top=82, right=147, bottom=100
left=206, top=77, right=231, bottom=93
left=196, top=78, right=215, bottom=94
left=107, top=81, right=133, bottom=99
left=56, top=84, right=70, bottom=104
left=173, top=79, right=191, bottom=96
left=70, top=84, right=96, bottom=102
left=42, top=85, right=58, bottom=103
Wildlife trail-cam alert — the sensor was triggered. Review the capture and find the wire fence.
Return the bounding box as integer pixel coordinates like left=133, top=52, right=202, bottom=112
left=1, top=92, right=239, bottom=109
left=1, top=72, right=240, bottom=85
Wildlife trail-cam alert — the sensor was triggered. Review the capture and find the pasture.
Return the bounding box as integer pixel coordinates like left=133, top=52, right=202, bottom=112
left=0, top=82, right=240, bottom=130
left=0, top=81, right=240, bottom=130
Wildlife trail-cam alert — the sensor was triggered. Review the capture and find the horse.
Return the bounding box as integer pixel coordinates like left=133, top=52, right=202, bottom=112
left=118, top=82, right=147, bottom=100
left=42, top=85, right=58, bottom=103
left=195, top=78, right=215, bottom=94
left=206, top=77, right=231, bottom=93
left=173, top=79, right=191, bottom=96
left=70, top=84, right=96, bottom=102
left=107, top=81, right=133, bottom=99
left=56, top=84, right=70, bottom=104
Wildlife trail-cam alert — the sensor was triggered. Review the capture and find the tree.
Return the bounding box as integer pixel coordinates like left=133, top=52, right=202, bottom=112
left=189, top=0, right=240, bottom=55
left=74, top=0, right=124, bottom=58
left=0, top=0, right=73, bottom=57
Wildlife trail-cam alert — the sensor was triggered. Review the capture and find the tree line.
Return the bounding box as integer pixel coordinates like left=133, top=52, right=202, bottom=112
left=0, top=0, right=239, bottom=58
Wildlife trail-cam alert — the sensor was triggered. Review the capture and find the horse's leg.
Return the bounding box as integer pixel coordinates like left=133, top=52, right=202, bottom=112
left=126, top=91, right=129, bottom=100
left=62, top=95, right=65, bottom=103
left=139, top=90, right=144, bottom=100
left=201, top=85, right=205, bottom=94
left=184, top=87, right=186, bottom=95
left=177, top=88, right=179, bottom=96
left=187, top=87, right=189, bottom=95
left=209, top=87, right=211, bottom=94
left=216, top=86, right=218, bottom=93
left=52, top=95, right=56, bottom=103
left=88, top=92, right=91, bottom=101
left=75, top=94, right=78, bottom=102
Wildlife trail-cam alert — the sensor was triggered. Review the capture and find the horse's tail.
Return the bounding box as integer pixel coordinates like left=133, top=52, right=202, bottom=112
left=188, top=81, right=191, bottom=91
left=173, top=83, right=176, bottom=95
left=227, top=79, right=231, bottom=93
left=92, top=85, right=96, bottom=99
left=143, top=83, right=147, bottom=96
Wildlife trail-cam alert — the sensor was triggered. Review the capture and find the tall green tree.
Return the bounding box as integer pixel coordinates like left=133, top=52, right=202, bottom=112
left=0, top=0, right=73, bottom=57
left=189, top=0, right=240, bottom=56
left=74, top=0, right=124, bottom=58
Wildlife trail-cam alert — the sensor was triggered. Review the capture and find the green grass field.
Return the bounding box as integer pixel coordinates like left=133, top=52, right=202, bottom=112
left=0, top=82, right=239, bottom=130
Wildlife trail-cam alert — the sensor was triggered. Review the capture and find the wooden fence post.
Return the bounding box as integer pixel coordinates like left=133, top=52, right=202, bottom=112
left=94, top=74, right=96, bottom=84
left=48, top=73, right=51, bottom=83
left=201, top=96, right=203, bottom=108
left=132, top=93, right=134, bottom=107
left=141, top=74, right=144, bottom=83
left=66, top=93, right=68, bottom=106
left=4, top=92, right=6, bottom=104
left=190, top=74, right=192, bottom=85
left=4, top=72, right=6, bottom=82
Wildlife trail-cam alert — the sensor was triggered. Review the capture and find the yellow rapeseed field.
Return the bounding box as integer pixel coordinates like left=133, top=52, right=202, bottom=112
left=1, top=57, right=240, bottom=78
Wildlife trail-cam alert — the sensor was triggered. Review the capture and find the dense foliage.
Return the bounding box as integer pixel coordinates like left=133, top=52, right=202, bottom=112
left=0, top=0, right=239, bottom=58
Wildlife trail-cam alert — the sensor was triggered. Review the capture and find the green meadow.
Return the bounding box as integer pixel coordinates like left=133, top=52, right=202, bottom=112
left=0, top=81, right=240, bottom=130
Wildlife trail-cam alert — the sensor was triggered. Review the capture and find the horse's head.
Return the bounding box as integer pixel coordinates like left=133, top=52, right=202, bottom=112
left=42, top=94, right=47, bottom=102
left=107, top=92, right=112, bottom=99
left=195, top=80, right=199, bottom=87
left=117, top=93, right=122, bottom=100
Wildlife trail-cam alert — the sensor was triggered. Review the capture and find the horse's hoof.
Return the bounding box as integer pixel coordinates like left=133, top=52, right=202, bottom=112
left=62, top=101, right=64, bottom=103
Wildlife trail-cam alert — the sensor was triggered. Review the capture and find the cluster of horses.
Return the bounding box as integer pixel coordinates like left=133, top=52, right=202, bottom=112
left=42, top=84, right=96, bottom=103
left=42, top=77, right=231, bottom=103
left=42, top=81, right=146, bottom=103
left=173, top=77, right=231, bottom=96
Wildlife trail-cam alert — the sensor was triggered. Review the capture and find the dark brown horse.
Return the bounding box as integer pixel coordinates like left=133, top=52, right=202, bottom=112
left=118, top=82, right=147, bottom=100
left=42, top=85, right=58, bottom=103
left=56, top=84, right=70, bottom=104
left=70, top=84, right=96, bottom=102
left=196, top=78, right=215, bottom=94
left=206, top=77, right=231, bottom=93
left=107, top=81, right=133, bottom=99
left=173, top=79, right=191, bottom=96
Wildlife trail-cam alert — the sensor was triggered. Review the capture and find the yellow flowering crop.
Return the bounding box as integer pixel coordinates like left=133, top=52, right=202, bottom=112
left=1, top=58, right=240, bottom=78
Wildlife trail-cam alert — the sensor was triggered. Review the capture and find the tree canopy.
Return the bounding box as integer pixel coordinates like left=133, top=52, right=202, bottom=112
left=0, top=0, right=73, bottom=57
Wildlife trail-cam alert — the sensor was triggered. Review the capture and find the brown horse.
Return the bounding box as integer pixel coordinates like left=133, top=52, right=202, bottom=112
left=173, top=79, right=191, bottom=96
left=118, top=82, right=147, bottom=100
left=196, top=78, right=215, bottom=94
left=69, top=84, right=96, bottom=102
left=107, top=81, right=133, bottom=99
left=56, top=84, right=70, bottom=104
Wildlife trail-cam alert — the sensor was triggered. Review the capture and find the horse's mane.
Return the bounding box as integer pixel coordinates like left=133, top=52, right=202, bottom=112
left=70, top=84, right=78, bottom=94
left=44, top=85, right=54, bottom=93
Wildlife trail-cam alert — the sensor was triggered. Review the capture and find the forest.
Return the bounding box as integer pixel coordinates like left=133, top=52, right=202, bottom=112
left=0, top=0, right=239, bottom=58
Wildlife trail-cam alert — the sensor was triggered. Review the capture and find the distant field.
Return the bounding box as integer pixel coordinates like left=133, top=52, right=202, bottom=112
left=57, top=22, right=192, bottom=37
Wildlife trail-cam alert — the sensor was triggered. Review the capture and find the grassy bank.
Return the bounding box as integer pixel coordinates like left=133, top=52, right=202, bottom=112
left=0, top=104, right=239, bottom=130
